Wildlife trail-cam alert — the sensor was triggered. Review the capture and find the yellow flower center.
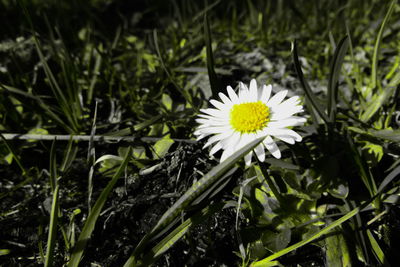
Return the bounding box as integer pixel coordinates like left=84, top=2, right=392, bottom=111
left=230, top=101, right=270, bottom=133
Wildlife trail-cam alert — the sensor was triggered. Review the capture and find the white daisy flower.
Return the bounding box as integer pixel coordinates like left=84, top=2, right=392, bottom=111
left=194, top=79, right=306, bottom=166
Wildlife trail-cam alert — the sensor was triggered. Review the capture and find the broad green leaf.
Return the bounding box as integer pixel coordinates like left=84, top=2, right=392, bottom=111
left=325, top=232, right=352, bottom=267
left=152, top=135, right=174, bottom=158
left=67, top=147, right=131, bottom=267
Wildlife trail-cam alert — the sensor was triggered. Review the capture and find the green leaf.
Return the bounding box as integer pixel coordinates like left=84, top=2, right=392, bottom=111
left=152, top=135, right=174, bottom=158
left=67, top=147, right=131, bottom=267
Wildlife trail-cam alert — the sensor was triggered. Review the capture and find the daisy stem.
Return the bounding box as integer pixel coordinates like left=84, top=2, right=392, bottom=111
left=257, top=161, right=284, bottom=203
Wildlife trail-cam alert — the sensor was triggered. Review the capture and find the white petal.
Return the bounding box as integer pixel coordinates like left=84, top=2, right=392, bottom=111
left=210, top=99, right=228, bottom=111
left=227, top=86, right=239, bottom=104
left=239, top=82, right=250, bottom=102
left=269, top=128, right=302, bottom=142
left=220, top=131, right=241, bottom=149
left=244, top=151, right=253, bottom=166
left=218, top=92, right=232, bottom=105
left=254, top=143, right=265, bottom=162
left=249, top=79, right=258, bottom=102
left=263, top=136, right=281, bottom=159
left=200, top=108, right=228, bottom=118
left=260, top=84, right=272, bottom=103
left=210, top=142, right=223, bottom=155
left=267, top=90, right=288, bottom=107
left=203, top=130, right=234, bottom=148
left=220, top=148, right=234, bottom=162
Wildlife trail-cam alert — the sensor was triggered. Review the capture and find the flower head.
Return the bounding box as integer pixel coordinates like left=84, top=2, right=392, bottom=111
left=194, top=79, right=306, bottom=166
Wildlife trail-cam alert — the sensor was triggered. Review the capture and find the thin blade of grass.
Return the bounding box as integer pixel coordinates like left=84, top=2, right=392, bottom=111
left=250, top=198, right=374, bottom=266
left=44, top=184, right=59, bottom=267
left=49, top=138, right=57, bottom=192
left=327, top=35, right=349, bottom=123
left=292, top=40, right=329, bottom=124
left=371, top=0, right=396, bottom=90
left=367, top=229, right=388, bottom=266
left=204, top=13, right=220, bottom=99
left=140, top=202, right=224, bottom=266
left=67, top=147, right=131, bottom=267
left=378, top=165, right=400, bottom=193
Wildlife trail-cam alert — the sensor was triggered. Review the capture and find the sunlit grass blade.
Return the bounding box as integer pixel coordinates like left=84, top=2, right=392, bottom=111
left=67, top=147, right=131, bottom=267
left=371, top=0, right=396, bottom=90
left=250, top=198, right=374, bottom=266
left=204, top=13, right=220, bottom=99
left=60, top=136, right=78, bottom=173
left=292, top=40, right=329, bottom=124
left=366, top=229, right=388, bottom=266
left=139, top=202, right=225, bottom=266
left=327, top=35, right=349, bottom=123
left=44, top=184, right=59, bottom=267
left=124, top=136, right=265, bottom=266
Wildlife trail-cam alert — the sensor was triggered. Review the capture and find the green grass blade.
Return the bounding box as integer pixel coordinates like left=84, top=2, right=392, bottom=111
left=204, top=13, right=220, bottom=99
left=292, top=40, right=329, bottom=124
left=44, top=184, right=60, bottom=267
left=378, top=165, right=400, bottom=193
left=60, top=136, right=78, bottom=173
left=140, top=202, right=224, bottom=266
left=250, top=199, right=373, bottom=266
left=371, top=0, right=396, bottom=90
left=327, top=35, right=349, bottom=123
left=49, top=138, right=57, bottom=192
left=366, top=229, right=388, bottom=266
left=124, top=136, right=265, bottom=266
left=67, top=147, right=131, bottom=267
